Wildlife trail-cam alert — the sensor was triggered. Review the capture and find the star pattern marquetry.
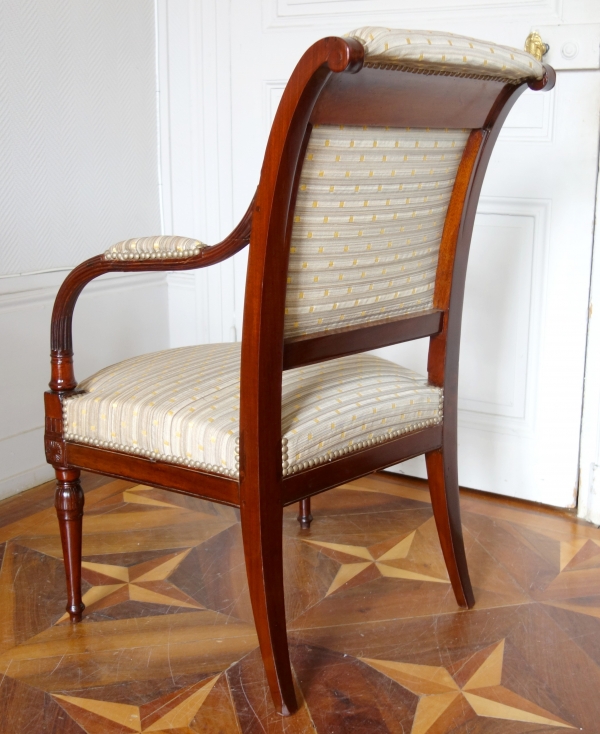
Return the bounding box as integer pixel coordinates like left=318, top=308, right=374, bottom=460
left=54, top=674, right=220, bottom=733
left=362, top=640, right=575, bottom=732
left=56, top=548, right=204, bottom=623
left=2, top=473, right=600, bottom=732
left=304, top=525, right=450, bottom=596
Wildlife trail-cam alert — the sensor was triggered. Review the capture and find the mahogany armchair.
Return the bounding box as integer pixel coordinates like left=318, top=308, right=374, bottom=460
left=45, top=27, right=554, bottom=715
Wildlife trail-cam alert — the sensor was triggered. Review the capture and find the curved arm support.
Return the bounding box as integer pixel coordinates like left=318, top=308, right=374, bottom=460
left=49, top=192, right=255, bottom=392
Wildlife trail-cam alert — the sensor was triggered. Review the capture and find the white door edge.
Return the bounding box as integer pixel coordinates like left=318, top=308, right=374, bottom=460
left=578, top=144, right=600, bottom=526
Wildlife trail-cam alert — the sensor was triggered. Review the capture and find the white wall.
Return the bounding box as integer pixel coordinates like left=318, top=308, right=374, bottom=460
left=158, top=0, right=241, bottom=348
left=0, top=1, right=169, bottom=499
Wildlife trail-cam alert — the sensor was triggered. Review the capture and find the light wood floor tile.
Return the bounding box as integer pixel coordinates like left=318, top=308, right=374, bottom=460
left=1, top=471, right=600, bottom=732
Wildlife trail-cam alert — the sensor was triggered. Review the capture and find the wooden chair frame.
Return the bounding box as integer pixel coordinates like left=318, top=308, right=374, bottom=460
left=44, top=36, right=555, bottom=715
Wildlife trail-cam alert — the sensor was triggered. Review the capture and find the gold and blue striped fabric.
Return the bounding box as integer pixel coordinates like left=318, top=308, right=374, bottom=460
left=346, top=27, right=544, bottom=82
left=63, top=343, right=442, bottom=477
left=104, top=235, right=205, bottom=261
left=284, top=125, right=470, bottom=338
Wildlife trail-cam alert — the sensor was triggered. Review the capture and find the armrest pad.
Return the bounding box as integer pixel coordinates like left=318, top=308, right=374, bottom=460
left=104, top=235, right=206, bottom=261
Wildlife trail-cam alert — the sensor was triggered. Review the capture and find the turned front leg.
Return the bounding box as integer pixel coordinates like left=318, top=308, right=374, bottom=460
left=55, top=468, right=85, bottom=622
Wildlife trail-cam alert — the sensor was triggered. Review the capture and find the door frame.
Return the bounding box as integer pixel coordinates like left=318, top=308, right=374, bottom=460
left=578, top=144, right=600, bottom=525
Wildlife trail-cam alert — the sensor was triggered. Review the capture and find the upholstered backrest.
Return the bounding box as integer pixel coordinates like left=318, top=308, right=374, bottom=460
left=282, top=26, right=543, bottom=340
left=284, top=124, right=470, bottom=338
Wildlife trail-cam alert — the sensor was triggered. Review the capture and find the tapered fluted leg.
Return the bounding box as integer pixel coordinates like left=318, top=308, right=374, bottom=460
left=240, top=498, right=297, bottom=715
left=297, top=498, right=312, bottom=529
left=425, top=445, right=474, bottom=609
left=55, top=468, right=85, bottom=622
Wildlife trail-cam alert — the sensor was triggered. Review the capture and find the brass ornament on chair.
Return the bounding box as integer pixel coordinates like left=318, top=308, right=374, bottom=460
left=525, top=31, right=549, bottom=61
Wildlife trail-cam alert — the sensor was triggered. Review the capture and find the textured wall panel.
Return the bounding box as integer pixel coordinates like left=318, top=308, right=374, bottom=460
left=0, top=0, right=160, bottom=275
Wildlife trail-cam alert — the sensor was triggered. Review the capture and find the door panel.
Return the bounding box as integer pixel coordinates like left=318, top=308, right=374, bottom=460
left=229, top=0, right=600, bottom=506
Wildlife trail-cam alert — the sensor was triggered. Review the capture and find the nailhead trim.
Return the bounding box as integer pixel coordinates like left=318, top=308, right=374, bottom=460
left=104, top=246, right=204, bottom=262
left=63, top=392, right=443, bottom=482
left=281, top=414, right=443, bottom=477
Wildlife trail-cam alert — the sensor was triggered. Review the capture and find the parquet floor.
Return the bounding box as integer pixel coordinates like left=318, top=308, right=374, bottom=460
left=1, top=471, right=600, bottom=733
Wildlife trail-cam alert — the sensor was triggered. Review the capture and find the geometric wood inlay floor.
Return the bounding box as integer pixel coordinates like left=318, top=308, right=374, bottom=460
left=1, top=471, right=599, bottom=732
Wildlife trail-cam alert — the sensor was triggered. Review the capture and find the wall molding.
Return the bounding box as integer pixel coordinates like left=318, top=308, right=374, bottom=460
left=0, top=270, right=168, bottom=311
left=0, top=269, right=169, bottom=501
left=158, top=0, right=238, bottom=346
left=499, top=86, right=556, bottom=143
left=264, top=0, right=562, bottom=29
left=457, top=197, right=551, bottom=437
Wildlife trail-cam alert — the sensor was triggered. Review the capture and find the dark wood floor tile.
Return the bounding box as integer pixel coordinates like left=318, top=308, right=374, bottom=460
left=282, top=537, right=340, bottom=623
left=536, top=567, right=600, bottom=601
left=170, top=525, right=254, bottom=624
left=283, top=484, right=430, bottom=518
left=11, top=544, right=77, bottom=645
left=507, top=605, right=600, bottom=731
left=499, top=642, right=580, bottom=730
left=291, top=643, right=417, bottom=733
left=289, top=576, right=459, bottom=629
left=227, top=647, right=316, bottom=732
left=0, top=676, right=87, bottom=734
left=81, top=599, right=197, bottom=623
left=82, top=546, right=188, bottom=568
left=286, top=507, right=434, bottom=544
left=81, top=479, right=138, bottom=511
left=127, top=486, right=240, bottom=521
left=189, top=672, right=242, bottom=733
left=541, top=603, right=600, bottom=668
left=291, top=605, right=522, bottom=665
left=0, top=541, right=17, bottom=655
left=461, top=512, right=558, bottom=595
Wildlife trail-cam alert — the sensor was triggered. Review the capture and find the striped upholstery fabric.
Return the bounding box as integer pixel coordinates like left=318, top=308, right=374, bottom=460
left=104, top=236, right=205, bottom=261
left=346, top=27, right=544, bottom=82
left=63, top=343, right=442, bottom=477
left=284, top=125, right=469, bottom=338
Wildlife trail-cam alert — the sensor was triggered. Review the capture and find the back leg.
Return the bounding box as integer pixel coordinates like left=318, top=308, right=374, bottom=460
left=55, top=467, right=85, bottom=622
left=425, top=445, right=474, bottom=609
left=297, top=498, right=313, bottom=529
left=240, top=497, right=297, bottom=715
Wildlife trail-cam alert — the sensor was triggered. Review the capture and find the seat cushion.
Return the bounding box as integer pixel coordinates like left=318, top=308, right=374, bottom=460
left=63, top=343, right=442, bottom=478
left=346, top=27, right=544, bottom=82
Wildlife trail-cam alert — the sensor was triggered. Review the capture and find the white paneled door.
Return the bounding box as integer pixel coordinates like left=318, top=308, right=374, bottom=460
left=178, top=0, right=600, bottom=508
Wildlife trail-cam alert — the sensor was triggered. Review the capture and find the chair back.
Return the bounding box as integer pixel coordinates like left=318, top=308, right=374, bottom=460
left=239, top=29, right=552, bottom=481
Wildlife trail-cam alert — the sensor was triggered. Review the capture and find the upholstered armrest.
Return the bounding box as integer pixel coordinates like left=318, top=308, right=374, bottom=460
left=48, top=194, right=255, bottom=392
left=104, top=236, right=205, bottom=261
left=346, top=27, right=545, bottom=84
